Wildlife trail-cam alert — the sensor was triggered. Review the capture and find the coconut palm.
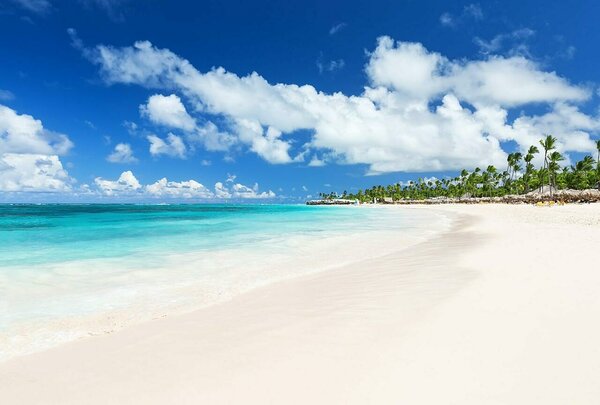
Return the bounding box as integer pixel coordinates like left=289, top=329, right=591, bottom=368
left=548, top=151, right=564, bottom=190
left=523, top=145, right=539, bottom=193
left=334, top=137, right=600, bottom=203
left=539, top=135, right=557, bottom=194
left=596, top=140, right=600, bottom=189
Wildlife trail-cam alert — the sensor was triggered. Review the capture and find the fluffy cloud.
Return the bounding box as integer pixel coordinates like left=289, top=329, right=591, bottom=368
left=139, top=93, right=236, bottom=153
left=94, top=170, right=141, bottom=195
left=0, top=105, right=73, bottom=155
left=231, top=182, right=276, bottom=199
left=0, top=154, right=71, bottom=192
left=83, top=35, right=598, bottom=173
left=366, top=36, right=588, bottom=106
left=0, top=104, right=74, bottom=192
left=94, top=170, right=276, bottom=199
left=214, top=181, right=231, bottom=198
left=140, top=94, right=196, bottom=131
left=147, top=133, right=187, bottom=158
left=106, top=142, right=137, bottom=163
left=146, top=178, right=213, bottom=198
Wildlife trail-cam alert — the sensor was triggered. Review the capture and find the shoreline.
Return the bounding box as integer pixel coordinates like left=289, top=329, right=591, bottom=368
left=0, top=205, right=450, bottom=362
left=2, top=204, right=600, bottom=403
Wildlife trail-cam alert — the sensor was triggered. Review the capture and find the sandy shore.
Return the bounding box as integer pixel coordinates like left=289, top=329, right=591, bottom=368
left=1, top=204, right=599, bottom=404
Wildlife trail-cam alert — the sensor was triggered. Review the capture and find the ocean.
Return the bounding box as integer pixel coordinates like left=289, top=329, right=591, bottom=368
left=0, top=204, right=448, bottom=360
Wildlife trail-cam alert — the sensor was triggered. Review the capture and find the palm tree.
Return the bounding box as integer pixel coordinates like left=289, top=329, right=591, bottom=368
left=539, top=135, right=557, bottom=194
left=523, top=145, right=539, bottom=193
left=548, top=151, right=564, bottom=190
left=596, top=140, right=600, bottom=189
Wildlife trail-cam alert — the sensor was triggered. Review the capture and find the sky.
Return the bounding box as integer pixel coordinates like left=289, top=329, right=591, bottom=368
left=0, top=0, right=599, bottom=202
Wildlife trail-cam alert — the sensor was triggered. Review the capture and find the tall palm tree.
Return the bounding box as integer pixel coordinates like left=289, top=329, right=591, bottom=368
left=548, top=151, right=564, bottom=190
left=539, top=135, right=557, bottom=194
left=523, top=145, right=539, bottom=193
left=596, top=140, right=600, bottom=189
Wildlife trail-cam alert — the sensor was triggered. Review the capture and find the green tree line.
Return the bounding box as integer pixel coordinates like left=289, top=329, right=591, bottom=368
left=318, top=136, right=600, bottom=203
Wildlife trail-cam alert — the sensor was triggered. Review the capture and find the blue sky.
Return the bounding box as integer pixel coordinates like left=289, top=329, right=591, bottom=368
left=0, top=0, right=598, bottom=202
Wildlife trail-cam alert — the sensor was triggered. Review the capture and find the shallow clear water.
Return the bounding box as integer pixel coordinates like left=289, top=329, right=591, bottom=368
left=0, top=204, right=447, bottom=359
left=0, top=204, right=364, bottom=267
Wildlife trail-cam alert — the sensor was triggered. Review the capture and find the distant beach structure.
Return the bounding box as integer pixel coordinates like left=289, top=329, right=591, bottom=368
left=306, top=198, right=358, bottom=205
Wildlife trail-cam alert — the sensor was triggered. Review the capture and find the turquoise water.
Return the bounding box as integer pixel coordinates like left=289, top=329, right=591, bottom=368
left=0, top=204, right=446, bottom=359
left=0, top=204, right=380, bottom=267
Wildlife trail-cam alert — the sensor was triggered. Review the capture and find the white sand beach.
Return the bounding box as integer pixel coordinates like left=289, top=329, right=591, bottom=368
left=1, top=204, right=599, bottom=404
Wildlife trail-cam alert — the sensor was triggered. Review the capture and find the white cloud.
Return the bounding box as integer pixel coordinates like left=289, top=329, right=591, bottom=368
left=231, top=182, right=275, bottom=199
left=0, top=104, right=74, bottom=192
left=83, top=35, right=598, bottom=173
left=234, top=120, right=293, bottom=164
left=94, top=170, right=141, bottom=195
left=0, top=104, right=73, bottom=155
left=214, top=181, right=231, bottom=198
left=140, top=94, right=196, bottom=131
left=146, top=178, right=213, bottom=198
left=147, top=133, right=187, bottom=158
left=308, top=157, right=325, bottom=167
left=366, top=36, right=588, bottom=107
left=94, top=171, right=276, bottom=200
left=107, top=142, right=137, bottom=163
left=0, top=154, right=71, bottom=192
left=140, top=93, right=235, bottom=153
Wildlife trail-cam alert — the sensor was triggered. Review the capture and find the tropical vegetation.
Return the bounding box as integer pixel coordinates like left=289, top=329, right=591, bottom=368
left=317, top=136, right=600, bottom=203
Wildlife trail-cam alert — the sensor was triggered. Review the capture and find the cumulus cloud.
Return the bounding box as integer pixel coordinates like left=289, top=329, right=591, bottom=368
left=365, top=36, right=588, bottom=106
left=214, top=181, right=231, bottom=198
left=0, top=104, right=74, bottom=192
left=140, top=94, right=196, bottom=131
left=94, top=170, right=276, bottom=199
left=147, top=133, right=187, bottom=158
left=146, top=177, right=213, bottom=198
left=139, top=93, right=235, bottom=153
left=0, top=104, right=73, bottom=155
left=0, top=154, right=71, bottom=192
left=94, top=170, right=141, bottom=195
left=230, top=182, right=275, bottom=199
left=81, top=35, right=598, bottom=173
left=106, top=142, right=137, bottom=163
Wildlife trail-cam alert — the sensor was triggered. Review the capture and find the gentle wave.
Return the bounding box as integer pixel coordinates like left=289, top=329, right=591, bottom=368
left=0, top=204, right=451, bottom=360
